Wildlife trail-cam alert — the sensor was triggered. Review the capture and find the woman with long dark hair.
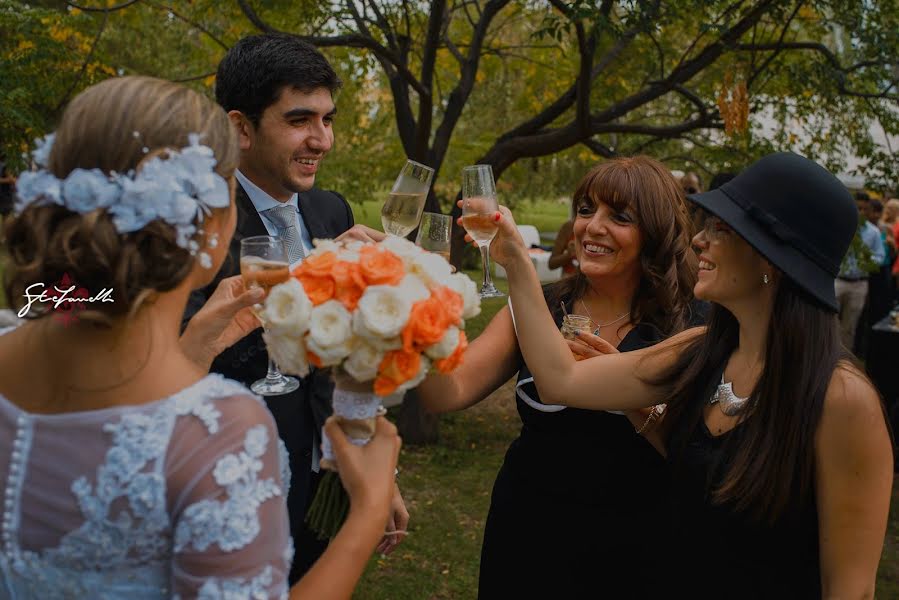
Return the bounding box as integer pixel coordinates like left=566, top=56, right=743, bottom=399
left=486, top=152, right=893, bottom=597
left=419, top=156, right=698, bottom=597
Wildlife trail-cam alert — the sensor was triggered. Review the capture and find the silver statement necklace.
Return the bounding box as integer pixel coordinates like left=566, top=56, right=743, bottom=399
left=709, top=374, right=750, bottom=416
left=579, top=300, right=630, bottom=336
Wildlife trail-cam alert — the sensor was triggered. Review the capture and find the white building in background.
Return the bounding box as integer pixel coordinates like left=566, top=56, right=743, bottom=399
left=752, top=102, right=898, bottom=191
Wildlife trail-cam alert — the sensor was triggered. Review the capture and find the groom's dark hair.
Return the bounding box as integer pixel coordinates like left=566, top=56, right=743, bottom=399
left=215, top=33, right=341, bottom=127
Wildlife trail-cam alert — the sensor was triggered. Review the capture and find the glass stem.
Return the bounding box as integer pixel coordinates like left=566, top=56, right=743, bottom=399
left=479, top=243, right=494, bottom=287
left=266, top=356, right=282, bottom=381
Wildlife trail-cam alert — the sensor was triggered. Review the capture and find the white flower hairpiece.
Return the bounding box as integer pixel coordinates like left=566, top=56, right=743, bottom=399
left=14, top=133, right=230, bottom=268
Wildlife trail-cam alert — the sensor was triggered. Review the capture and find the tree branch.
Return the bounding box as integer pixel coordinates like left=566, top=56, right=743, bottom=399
left=147, top=1, right=230, bottom=51
left=582, top=138, right=616, bottom=158
left=236, top=0, right=278, bottom=32
left=415, top=0, right=447, bottom=157
left=55, top=9, right=109, bottom=113
left=65, top=0, right=140, bottom=12
left=736, top=40, right=899, bottom=100
left=173, top=70, right=217, bottom=82
left=496, top=25, right=640, bottom=143
left=429, top=0, right=512, bottom=170
left=744, top=1, right=802, bottom=91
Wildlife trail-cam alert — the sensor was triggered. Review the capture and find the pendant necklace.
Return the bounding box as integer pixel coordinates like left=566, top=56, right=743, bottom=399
left=579, top=300, right=630, bottom=336
left=709, top=374, right=750, bottom=416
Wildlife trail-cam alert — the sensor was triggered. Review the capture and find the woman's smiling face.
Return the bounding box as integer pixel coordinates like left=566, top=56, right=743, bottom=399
left=572, top=197, right=643, bottom=283
left=692, top=211, right=770, bottom=304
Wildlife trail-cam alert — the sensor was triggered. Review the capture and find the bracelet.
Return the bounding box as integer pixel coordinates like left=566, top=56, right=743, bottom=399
left=635, top=404, right=665, bottom=435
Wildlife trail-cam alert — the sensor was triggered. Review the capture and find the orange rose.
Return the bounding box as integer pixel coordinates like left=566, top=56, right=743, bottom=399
left=431, top=286, right=463, bottom=325
left=296, top=273, right=335, bottom=305
left=293, top=251, right=337, bottom=278
left=401, top=295, right=450, bottom=352
left=359, top=246, right=404, bottom=286
left=307, top=350, right=324, bottom=368
left=374, top=349, right=421, bottom=396
left=435, top=331, right=467, bottom=374
left=332, top=260, right=367, bottom=311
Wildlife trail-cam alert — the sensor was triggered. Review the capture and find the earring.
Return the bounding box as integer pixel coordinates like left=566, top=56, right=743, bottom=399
left=762, top=273, right=769, bottom=285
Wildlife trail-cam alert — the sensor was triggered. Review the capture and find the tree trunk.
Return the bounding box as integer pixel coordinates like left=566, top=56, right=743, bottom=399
left=396, top=389, right=439, bottom=445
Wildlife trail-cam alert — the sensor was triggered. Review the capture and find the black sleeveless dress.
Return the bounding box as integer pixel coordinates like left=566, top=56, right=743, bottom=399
left=666, top=362, right=821, bottom=598
left=477, top=297, right=670, bottom=598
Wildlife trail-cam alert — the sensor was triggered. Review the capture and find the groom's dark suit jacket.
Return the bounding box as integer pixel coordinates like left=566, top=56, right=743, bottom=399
left=184, top=183, right=353, bottom=580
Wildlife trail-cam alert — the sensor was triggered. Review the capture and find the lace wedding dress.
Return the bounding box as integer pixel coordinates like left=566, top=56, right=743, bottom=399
left=0, top=328, right=293, bottom=599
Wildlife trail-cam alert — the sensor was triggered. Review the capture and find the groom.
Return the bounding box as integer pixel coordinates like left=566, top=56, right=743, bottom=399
left=185, top=33, right=408, bottom=583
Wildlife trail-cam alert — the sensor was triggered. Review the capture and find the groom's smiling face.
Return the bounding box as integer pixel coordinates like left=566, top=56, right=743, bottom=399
left=238, top=86, right=336, bottom=201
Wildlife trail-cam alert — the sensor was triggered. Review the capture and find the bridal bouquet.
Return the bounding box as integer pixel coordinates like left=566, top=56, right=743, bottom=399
left=261, top=235, right=479, bottom=393
left=259, top=235, right=480, bottom=538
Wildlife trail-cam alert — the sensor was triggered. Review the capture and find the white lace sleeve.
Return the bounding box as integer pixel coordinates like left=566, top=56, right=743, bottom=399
left=164, top=394, right=292, bottom=599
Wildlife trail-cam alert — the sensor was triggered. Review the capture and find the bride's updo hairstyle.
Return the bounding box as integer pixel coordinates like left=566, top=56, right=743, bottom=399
left=3, top=76, right=239, bottom=324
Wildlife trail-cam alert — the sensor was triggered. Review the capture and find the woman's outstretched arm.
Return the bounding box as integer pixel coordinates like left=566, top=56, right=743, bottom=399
left=417, top=305, right=521, bottom=414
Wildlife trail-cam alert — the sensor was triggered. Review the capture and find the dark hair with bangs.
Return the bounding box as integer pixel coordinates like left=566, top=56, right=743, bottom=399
left=547, top=155, right=697, bottom=337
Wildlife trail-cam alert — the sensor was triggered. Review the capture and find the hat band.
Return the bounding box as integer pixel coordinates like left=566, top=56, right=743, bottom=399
left=723, top=187, right=838, bottom=277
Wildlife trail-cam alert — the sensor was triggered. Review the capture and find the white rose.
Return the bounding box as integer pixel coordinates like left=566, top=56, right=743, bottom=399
left=261, top=279, right=313, bottom=336
left=338, top=240, right=364, bottom=262
left=425, top=326, right=460, bottom=360
left=263, top=331, right=310, bottom=377
left=343, top=339, right=386, bottom=383
left=395, top=354, right=431, bottom=394
left=378, top=235, right=422, bottom=263
left=311, top=239, right=342, bottom=255
left=307, top=335, right=355, bottom=367
left=355, top=285, right=412, bottom=338
left=308, top=300, right=353, bottom=348
left=397, top=274, right=430, bottom=303
left=410, top=252, right=453, bottom=288
left=446, top=272, right=481, bottom=319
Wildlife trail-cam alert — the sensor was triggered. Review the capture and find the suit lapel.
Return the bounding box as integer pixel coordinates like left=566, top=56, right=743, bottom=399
left=298, top=190, right=331, bottom=240
left=235, top=183, right=269, bottom=239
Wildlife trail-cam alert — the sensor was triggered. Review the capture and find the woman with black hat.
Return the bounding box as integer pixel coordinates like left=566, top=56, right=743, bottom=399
left=481, top=152, right=893, bottom=597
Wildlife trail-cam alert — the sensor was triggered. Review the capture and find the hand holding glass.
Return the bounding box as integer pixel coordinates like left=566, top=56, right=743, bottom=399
left=381, top=159, right=434, bottom=238
left=461, top=165, right=504, bottom=298
left=240, top=235, right=300, bottom=396
left=415, top=211, right=452, bottom=262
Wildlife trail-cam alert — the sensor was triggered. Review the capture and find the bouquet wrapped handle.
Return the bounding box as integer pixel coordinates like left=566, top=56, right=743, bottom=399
left=319, top=371, right=385, bottom=471
left=307, top=370, right=385, bottom=540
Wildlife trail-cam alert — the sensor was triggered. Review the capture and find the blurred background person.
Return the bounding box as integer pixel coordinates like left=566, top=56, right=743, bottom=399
left=838, top=192, right=884, bottom=352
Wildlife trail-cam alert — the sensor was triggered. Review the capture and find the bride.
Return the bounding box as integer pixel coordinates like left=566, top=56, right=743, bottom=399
left=0, top=75, right=398, bottom=599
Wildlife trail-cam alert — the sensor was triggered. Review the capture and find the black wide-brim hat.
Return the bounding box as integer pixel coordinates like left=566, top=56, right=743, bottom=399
left=686, top=152, right=857, bottom=312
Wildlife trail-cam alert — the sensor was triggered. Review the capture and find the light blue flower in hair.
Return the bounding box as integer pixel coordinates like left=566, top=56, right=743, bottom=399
left=15, top=170, right=63, bottom=209
left=32, top=133, right=55, bottom=167
left=112, top=176, right=165, bottom=232
left=62, top=169, right=121, bottom=213
left=16, top=132, right=231, bottom=269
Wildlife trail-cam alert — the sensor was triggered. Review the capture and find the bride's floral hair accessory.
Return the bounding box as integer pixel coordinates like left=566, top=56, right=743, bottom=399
left=15, top=133, right=230, bottom=268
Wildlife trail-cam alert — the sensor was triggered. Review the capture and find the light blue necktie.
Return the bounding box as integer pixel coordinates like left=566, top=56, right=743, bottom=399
left=264, top=204, right=306, bottom=264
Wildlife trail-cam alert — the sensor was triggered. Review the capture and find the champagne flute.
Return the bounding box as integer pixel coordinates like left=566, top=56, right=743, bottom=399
left=415, top=211, right=452, bottom=261
left=461, top=164, right=504, bottom=298
left=240, top=235, right=300, bottom=396
left=381, top=159, right=434, bottom=238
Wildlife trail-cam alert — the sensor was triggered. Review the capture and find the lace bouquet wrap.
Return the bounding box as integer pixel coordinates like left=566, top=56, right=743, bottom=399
left=260, top=235, right=481, bottom=537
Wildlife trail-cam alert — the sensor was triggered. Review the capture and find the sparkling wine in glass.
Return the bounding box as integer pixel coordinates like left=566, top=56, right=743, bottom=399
left=461, top=165, right=504, bottom=298
left=415, top=211, right=452, bottom=262
left=381, top=159, right=434, bottom=238
left=240, top=235, right=300, bottom=396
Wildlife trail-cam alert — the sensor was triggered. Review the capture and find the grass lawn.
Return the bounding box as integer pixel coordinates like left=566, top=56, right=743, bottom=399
left=355, top=270, right=899, bottom=599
